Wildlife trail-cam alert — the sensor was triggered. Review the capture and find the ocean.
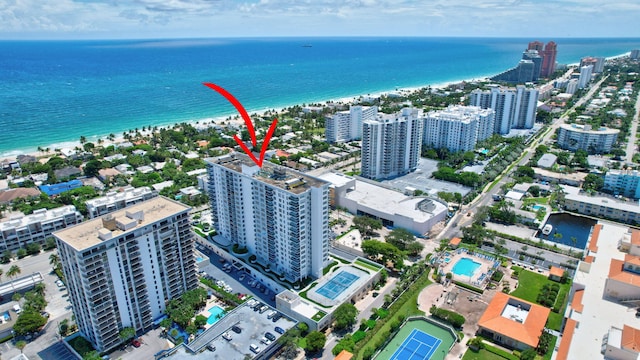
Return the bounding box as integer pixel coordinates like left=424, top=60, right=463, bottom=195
left=1, top=37, right=640, bottom=157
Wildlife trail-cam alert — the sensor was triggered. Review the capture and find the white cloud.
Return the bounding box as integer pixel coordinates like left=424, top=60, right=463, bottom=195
left=0, top=0, right=638, bottom=38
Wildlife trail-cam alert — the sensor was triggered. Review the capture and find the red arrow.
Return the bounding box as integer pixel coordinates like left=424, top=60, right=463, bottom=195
left=203, top=82, right=278, bottom=168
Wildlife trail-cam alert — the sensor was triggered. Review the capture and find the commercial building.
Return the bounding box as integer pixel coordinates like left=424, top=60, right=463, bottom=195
left=556, top=123, right=619, bottom=154
left=86, top=186, right=156, bottom=218
left=0, top=206, right=83, bottom=251
left=325, top=105, right=377, bottom=143
left=54, top=197, right=198, bottom=352
left=361, top=108, right=423, bottom=180
left=422, top=105, right=494, bottom=152
left=604, top=170, right=640, bottom=199
left=319, top=172, right=448, bottom=235
left=206, top=153, right=330, bottom=282
left=469, top=86, right=539, bottom=134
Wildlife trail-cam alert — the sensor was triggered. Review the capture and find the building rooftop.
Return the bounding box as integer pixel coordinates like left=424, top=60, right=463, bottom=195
left=0, top=187, right=41, bottom=204
left=609, top=257, right=640, bottom=286
left=54, top=196, right=190, bottom=252
left=321, top=175, right=447, bottom=223
left=0, top=205, right=79, bottom=231
left=549, top=266, right=564, bottom=278
left=559, top=123, right=620, bottom=135
left=565, top=190, right=640, bottom=213
left=206, top=153, right=328, bottom=194
left=478, top=292, right=550, bottom=348
left=85, top=186, right=154, bottom=207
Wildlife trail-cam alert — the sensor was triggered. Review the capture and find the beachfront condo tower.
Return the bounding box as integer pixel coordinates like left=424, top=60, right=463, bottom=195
left=325, top=105, right=378, bottom=143
left=423, top=105, right=495, bottom=152
left=54, top=197, right=198, bottom=352
left=361, top=107, right=423, bottom=180
left=469, top=85, right=539, bottom=134
left=205, top=153, right=330, bottom=282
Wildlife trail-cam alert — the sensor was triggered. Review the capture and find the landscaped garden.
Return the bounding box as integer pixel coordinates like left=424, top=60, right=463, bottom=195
left=509, top=267, right=570, bottom=331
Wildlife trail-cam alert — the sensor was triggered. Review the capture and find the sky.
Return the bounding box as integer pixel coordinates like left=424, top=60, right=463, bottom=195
left=1, top=0, right=640, bottom=40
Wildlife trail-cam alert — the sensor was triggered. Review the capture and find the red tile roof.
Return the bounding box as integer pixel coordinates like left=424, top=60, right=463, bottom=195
left=631, top=230, right=640, bottom=245
left=556, top=318, right=577, bottom=360
left=609, top=258, right=640, bottom=286
left=0, top=188, right=41, bottom=203
left=549, top=266, right=564, bottom=278
left=478, top=292, right=551, bottom=348
left=588, top=224, right=602, bottom=253
left=622, top=325, right=640, bottom=353
left=571, top=289, right=584, bottom=313
left=334, top=350, right=353, bottom=360
left=449, top=237, right=462, bottom=246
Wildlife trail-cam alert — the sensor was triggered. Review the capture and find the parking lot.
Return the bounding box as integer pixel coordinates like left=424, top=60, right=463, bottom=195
left=0, top=251, right=74, bottom=360
left=196, top=245, right=277, bottom=308
left=182, top=301, right=296, bottom=359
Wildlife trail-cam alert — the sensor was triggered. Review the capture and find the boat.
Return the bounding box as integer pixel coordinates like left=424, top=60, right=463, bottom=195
left=302, top=44, right=312, bottom=48
left=542, top=224, right=553, bottom=235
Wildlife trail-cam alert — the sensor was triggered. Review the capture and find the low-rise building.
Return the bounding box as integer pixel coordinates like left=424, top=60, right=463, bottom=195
left=605, top=169, right=640, bottom=199
left=563, top=188, right=640, bottom=225
left=477, top=292, right=550, bottom=351
left=603, top=325, right=640, bottom=360
left=0, top=206, right=83, bottom=251
left=85, top=186, right=156, bottom=218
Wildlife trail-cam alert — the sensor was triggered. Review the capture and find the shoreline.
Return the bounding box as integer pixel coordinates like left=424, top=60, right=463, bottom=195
left=0, top=51, right=630, bottom=160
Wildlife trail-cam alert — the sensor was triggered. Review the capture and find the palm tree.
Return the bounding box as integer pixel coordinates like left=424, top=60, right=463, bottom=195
left=7, top=265, right=21, bottom=290
left=49, top=253, right=60, bottom=269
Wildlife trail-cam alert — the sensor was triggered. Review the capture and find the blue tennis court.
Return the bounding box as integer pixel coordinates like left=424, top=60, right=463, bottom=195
left=389, top=328, right=442, bottom=360
left=315, top=271, right=360, bottom=300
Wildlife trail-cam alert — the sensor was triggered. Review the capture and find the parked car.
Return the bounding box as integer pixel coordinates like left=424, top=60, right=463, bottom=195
left=206, top=343, right=216, bottom=352
left=250, top=344, right=260, bottom=353
left=222, top=332, right=232, bottom=341
left=132, top=339, right=141, bottom=348
left=231, top=325, right=242, bottom=334
left=271, top=314, right=282, bottom=322
left=260, top=337, right=271, bottom=345
left=264, top=332, right=276, bottom=341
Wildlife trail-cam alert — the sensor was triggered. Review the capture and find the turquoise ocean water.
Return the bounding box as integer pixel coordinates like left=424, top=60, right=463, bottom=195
left=1, top=37, right=639, bottom=156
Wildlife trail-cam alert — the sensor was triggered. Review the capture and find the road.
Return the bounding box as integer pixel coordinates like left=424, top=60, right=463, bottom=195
left=437, top=75, right=610, bottom=241
left=626, top=90, right=640, bottom=162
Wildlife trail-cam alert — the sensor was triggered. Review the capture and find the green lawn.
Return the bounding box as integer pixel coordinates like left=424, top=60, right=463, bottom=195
left=354, top=259, right=383, bottom=272
left=462, top=349, right=511, bottom=360
left=510, top=268, right=571, bottom=331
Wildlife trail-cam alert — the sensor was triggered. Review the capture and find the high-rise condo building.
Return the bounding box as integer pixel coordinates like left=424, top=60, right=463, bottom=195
left=361, top=108, right=423, bottom=180
left=423, top=105, right=495, bottom=152
left=578, top=65, right=594, bottom=89
left=527, top=41, right=544, bottom=52
left=54, top=197, right=198, bottom=352
left=540, top=41, right=557, bottom=77
left=557, top=123, right=619, bottom=154
left=325, top=105, right=377, bottom=143
left=206, top=153, right=330, bottom=282
left=631, top=50, right=640, bottom=60
left=469, top=86, right=539, bottom=134
left=580, top=56, right=605, bottom=73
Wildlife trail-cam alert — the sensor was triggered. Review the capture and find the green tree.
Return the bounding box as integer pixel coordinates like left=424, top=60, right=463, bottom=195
left=385, top=228, right=416, bottom=251
left=83, top=159, right=102, bottom=177
left=361, top=240, right=405, bottom=268
left=7, top=264, right=21, bottom=285
left=583, top=173, right=604, bottom=192
left=194, top=314, right=208, bottom=328
left=119, top=327, right=136, bottom=343
left=352, top=216, right=383, bottom=237
left=13, top=309, right=47, bottom=335
left=83, top=351, right=102, bottom=360
left=520, top=348, right=537, bottom=360
left=304, top=331, right=326, bottom=353
left=332, top=303, right=358, bottom=330
left=15, top=340, right=27, bottom=354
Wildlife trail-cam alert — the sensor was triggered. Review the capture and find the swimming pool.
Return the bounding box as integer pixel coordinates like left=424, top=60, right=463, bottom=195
left=532, top=205, right=545, bottom=211
left=196, top=257, right=204, bottom=262
left=207, top=305, right=225, bottom=325
left=444, top=257, right=451, bottom=263
left=316, top=271, right=360, bottom=300
left=452, top=257, right=481, bottom=277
